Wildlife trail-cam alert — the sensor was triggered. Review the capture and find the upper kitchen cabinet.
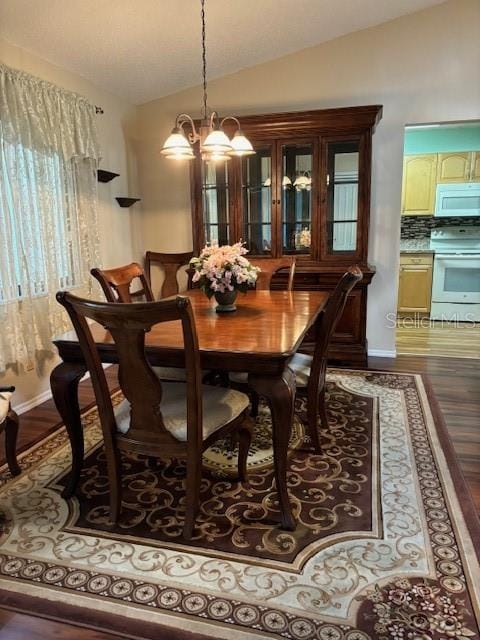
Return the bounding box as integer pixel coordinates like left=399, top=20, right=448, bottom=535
left=437, top=152, right=472, bottom=183
left=190, top=105, right=382, bottom=265
left=401, top=154, right=438, bottom=216
left=471, top=151, right=480, bottom=181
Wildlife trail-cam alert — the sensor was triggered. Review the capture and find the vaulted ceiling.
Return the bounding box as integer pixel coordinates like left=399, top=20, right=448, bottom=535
left=0, top=0, right=445, bottom=104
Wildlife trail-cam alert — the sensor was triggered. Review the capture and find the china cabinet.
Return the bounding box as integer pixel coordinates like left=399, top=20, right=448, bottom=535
left=189, top=105, right=382, bottom=364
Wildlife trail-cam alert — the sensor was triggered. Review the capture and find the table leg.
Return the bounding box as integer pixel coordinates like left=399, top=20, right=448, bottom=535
left=249, top=366, right=296, bottom=530
left=5, top=409, right=21, bottom=476
left=50, top=361, right=87, bottom=498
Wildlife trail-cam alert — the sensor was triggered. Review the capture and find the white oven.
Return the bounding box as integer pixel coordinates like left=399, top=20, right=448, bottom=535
left=430, top=227, right=480, bottom=321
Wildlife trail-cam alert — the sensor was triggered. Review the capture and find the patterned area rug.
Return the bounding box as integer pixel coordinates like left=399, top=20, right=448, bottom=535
left=0, top=370, right=479, bottom=640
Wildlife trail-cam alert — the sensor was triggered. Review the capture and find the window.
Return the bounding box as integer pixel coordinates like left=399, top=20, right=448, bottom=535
left=0, top=140, right=84, bottom=302
left=0, top=63, right=101, bottom=371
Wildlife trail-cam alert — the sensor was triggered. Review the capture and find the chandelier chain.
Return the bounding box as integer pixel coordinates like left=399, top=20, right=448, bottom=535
left=201, top=0, right=208, bottom=119
left=160, top=0, right=254, bottom=159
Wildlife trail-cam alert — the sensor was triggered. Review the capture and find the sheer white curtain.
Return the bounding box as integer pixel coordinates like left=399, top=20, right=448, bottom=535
left=0, top=64, right=101, bottom=372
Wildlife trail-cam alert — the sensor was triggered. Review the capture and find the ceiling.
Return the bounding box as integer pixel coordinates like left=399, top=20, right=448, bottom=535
left=0, top=0, right=445, bottom=105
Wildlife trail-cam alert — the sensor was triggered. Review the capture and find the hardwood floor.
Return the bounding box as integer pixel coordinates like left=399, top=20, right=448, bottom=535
left=368, top=355, right=480, bottom=510
left=0, top=357, right=478, bottom=640
left=396, top=319, right=480, bottom=358
left=0, top=367, right=123, bottom=640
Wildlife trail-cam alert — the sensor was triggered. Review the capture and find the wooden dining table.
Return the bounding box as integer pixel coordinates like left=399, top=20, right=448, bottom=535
left=51, top=289, right=329, bottom=530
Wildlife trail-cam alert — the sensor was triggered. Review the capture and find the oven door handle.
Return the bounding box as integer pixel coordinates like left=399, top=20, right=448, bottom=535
left=435, top=253, right=480, bottom=260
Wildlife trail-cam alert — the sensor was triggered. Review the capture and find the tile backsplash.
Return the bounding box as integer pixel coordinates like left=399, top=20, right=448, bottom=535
left=400, top=216, right=480, bottom=239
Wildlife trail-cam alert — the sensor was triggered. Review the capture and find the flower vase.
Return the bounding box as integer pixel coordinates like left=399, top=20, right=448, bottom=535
left=214, top=290, right=238, bottom=313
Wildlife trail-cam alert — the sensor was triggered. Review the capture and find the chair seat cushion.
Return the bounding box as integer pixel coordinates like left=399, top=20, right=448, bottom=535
left=153, top=366, right=187, bottom=381
left=114, top=382, right=249, bottom=442
left=0, top=391, right=12, bottom=423
left=288, top=352, right=312, bottom=388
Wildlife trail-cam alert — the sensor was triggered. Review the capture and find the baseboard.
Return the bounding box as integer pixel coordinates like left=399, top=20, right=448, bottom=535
left=12, top=364, right=111, bottom=415
left=13, top=389, right=53, bottom=415
left=368, top=348, right=397, bottom=358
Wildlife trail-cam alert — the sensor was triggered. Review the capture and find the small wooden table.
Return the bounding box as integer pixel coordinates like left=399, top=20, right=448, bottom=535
left=51, top=289, right=328, bottom=530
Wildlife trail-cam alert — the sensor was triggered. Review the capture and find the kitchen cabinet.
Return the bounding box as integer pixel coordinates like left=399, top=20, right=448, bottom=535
left=437, top=151, right=480, bottom=183
left=472, top=152, right=480, bottom=181
left=401, top=154, right=438, bottom=216
left=397, top=253, right=433, bottom=315
left=437, top=152, right=472, bottom=183
left=189, top=105, right=383, bottom=365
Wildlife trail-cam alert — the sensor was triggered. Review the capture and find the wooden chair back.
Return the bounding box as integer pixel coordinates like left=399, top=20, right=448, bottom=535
left=249, top=257, right=296, bottom=291
left=0, top=386, right=22, bottom=476
left=145, top=251, right=194, bottom=298
left=56, top=292, right=203, bottom=455
left=91, top=263, right=154, bottom=304
left=0, top=386, right=15, bottom=394
left=311, top=266, right=363, bottom=376
left=0, top=385, right=20, bottom=476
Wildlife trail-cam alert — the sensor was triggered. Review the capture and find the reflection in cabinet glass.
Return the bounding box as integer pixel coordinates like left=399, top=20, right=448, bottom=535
left=282, top=144, right=312, bottom=255
left=202, top=161, right=229, bottom=245
left=242, top=146, right=272, bottom=255
left=327, top=141, right=359, bottom=254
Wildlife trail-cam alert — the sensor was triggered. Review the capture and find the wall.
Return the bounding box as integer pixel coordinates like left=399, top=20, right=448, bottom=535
left=0, top=38, right=140, bottom=410
left=136, top=0, right=480, bottom=357
left=404, top=124, right=480, bottom=154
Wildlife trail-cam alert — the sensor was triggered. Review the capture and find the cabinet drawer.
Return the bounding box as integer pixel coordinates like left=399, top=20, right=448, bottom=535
left=400, top=254, right=433, bottom=266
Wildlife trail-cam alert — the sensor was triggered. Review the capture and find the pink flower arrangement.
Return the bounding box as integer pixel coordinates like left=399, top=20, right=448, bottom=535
left=190, top=242, right=260, bottom=298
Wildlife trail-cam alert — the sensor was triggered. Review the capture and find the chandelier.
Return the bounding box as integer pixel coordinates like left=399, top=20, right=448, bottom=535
left=161, top=0, right=255, bottom=162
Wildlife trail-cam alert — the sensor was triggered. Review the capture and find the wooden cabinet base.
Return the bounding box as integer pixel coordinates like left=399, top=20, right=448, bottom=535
left=272, top=263, right=375, bottom=367
left=398, top=253, right=433, bottom=315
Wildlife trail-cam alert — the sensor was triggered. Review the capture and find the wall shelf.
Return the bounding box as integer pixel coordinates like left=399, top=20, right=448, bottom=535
left=116, top=197, right=141, bottom=208
left=97, top=169, right=120, bottom=183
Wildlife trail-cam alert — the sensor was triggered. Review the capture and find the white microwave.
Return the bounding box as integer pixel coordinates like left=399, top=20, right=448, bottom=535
left=435, top=182, right=480, bottom=217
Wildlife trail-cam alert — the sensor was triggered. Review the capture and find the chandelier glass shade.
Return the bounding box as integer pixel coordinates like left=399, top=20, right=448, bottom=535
left=161, top=0, right=254, bottom=162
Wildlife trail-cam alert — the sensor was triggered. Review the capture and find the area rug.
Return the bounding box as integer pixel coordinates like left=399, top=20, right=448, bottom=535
left=0, top=370, right=479, bottom=640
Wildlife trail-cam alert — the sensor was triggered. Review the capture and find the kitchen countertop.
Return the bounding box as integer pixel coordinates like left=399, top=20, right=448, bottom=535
left=400, top=238, right=434, bottom=253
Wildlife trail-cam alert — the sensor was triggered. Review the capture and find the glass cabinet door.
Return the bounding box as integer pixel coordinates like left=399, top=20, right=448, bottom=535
left=201, top=160, right=230, bottom=246
left=281, top=143, right=313, bottom=255
left=326, top=141, right=360, bottom=255
left=241, top=145, right=273, bottom=255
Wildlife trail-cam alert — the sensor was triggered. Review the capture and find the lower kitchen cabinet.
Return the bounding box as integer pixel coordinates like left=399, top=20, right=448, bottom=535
left=397, top=253, right=433, bottom=315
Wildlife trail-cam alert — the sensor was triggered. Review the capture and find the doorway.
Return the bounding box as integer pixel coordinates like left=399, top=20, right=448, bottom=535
left=396, top=121, right=480, bottom=358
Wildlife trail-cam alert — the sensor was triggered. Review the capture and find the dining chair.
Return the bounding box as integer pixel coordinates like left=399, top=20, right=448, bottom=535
left=248, top=256, right=296, bottom=291
left=145, top=251, right=194, bottom=299
left=0, top=386, right=21, bottom=476
left=91, top=263, right=186, bottom=382
left=289, top=266, right=363, bottom=453
left=91, top=262, right=154, bottom=303
left=56, top=292, right=253, bottom=539
left=229, top=257, right=296, bottom=414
